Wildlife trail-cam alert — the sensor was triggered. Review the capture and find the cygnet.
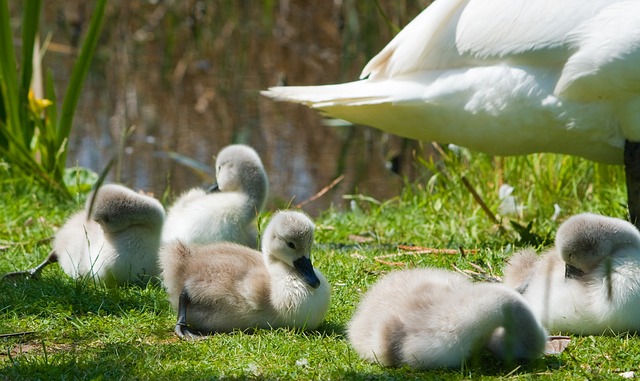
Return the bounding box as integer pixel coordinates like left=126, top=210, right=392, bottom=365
left=348, top=267, right=547, bottom=369
left=3, top=184, right=165, bottom=286
left=160, top=210, right=330, bottom=339
left=161, top=144, right=268, bottom=248
left=503, top=213, right=640, bottom=334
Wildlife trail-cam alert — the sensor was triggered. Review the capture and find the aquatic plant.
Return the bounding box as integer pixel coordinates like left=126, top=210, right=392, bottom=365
left=0, top=0, right=106, bottom=198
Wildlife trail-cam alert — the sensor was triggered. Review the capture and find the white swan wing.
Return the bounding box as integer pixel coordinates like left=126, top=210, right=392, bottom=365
left=554, top=1, right=640, bottom=100
left=360, top=0, right=470, bottom=79
left=455, top=0, right=614, bottom=61
left=363, top=0, right=628, bottom=79
left=261, top=0, right=638, bottom=162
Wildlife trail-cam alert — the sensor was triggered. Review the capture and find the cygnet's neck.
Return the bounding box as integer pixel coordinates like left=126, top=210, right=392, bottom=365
left=218, top=174, right=266, bottom=222
left=265, top=255, right=329, bottom=330
left=265, top=257, right=314, bottom=311
left=239, top=168, right=268, bottom=213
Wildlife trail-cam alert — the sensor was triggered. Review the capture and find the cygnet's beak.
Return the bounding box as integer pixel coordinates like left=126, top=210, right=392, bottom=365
left=565, top=263, right=585, bottom=279
left=206, top=183, right=220, bottom=193
left=293, top=256, right=321, bottom=289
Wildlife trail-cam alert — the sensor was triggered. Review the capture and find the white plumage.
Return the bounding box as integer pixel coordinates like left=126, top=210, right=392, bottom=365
left=504, top=213, right=640, bottom=334
left=264, top=0, right=640, bottom=225
left=348, top=268, right=547, bottom=369
left=263, top=0, right=640, bottom=164
left=56, top=184, right=165, bottom=286
left=161, top=144, right=268, bottom=248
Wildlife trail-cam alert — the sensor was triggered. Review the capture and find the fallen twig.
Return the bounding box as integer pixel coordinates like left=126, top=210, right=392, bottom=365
left=295, top=174, right=344, bottom=208
left=452, top=264, right=501, bottom=282
left=373, top=246, right=478, bottom=266
left=397, top=245, right=478, bottom=255
left=460, top=176, right=500, bottom=225
left=0, top=331, right=35, bottom=339
left=373, top=258, right=406, bottom=267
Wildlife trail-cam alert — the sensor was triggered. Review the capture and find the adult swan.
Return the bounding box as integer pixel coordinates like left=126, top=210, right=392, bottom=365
left=263, top=0, right=640, bottom=226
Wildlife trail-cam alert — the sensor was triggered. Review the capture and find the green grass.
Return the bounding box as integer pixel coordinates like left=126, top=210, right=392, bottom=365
left=1, top=150, right=637, bottom=380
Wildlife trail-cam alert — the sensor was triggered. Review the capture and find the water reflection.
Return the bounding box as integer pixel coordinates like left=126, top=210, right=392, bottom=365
left=35, top=0, right=434, bottom=214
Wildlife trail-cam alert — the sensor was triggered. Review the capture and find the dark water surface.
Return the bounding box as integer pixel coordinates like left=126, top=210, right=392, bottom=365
left=28, top=1, right=435, bottom=214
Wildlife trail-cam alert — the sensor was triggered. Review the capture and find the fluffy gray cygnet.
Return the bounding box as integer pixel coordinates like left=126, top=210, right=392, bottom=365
left=161, top=144, right=268, bottom=248
left=504, top=213, right=640, bottom=334
left=3, top=184, right=165, bottom=286
left=348, top=267, right=546, bottom=369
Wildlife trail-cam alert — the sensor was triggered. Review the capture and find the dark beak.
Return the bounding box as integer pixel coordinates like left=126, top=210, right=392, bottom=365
left=206, top=183, right=220, bottom=193
left=565, top=263, right=585, bottom=279
left=293, top=256, right=321, bottom=289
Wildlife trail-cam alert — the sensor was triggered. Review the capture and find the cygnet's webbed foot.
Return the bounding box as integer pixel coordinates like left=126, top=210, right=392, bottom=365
left=174, top=323, right=206, bottom=341
left=174, top=288, right=207, bottom=341
left=2, top=251, right=57, bottom=281
left=544, top=335, right=571, bottom=355
left=3, top=268, right=40, bottom=281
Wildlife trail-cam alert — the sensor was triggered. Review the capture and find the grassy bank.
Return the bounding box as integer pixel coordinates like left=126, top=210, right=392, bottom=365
left=1, top=150, right=637, bottom=380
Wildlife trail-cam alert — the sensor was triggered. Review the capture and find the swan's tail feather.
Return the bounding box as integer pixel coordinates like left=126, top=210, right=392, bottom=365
left=261, top=80, right=399, bottom=109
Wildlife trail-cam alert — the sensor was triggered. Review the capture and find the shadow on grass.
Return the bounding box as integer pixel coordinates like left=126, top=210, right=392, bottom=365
left=1, top=341, right=565, bottom=381
left=314, top=320, right=346, bottom=338
left=334, top=353, right=563, bottom=380
left=0, top=270, right=167, bottom=319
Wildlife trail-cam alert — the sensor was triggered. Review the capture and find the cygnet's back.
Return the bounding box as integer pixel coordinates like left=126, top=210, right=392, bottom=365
left=162, top=144, right=268, bottom=248
left=55, top=184, right=165, bottom=286
left=160, top=210, right=330, bottom=338
left=348, top=268, right=546, bottom=369
left=504, top=213, right=640, bottom=334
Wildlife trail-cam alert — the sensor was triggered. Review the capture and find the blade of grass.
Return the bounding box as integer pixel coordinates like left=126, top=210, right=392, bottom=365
left=42, top=68, right=58, bottom=170
left=0, top=0, right=21, bottom=148
left=19, top=0, right=41, bottom=145
left=85, top=156, right=115, bottom=219
left=56, top=0, right=107, bottom=164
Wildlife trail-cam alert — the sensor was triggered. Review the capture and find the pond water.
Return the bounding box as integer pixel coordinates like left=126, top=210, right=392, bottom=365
left=34, top=0, right=434, bottom=214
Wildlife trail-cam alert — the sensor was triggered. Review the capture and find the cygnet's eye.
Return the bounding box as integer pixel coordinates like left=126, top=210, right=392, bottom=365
left=287, top=242, right=296, bottom=249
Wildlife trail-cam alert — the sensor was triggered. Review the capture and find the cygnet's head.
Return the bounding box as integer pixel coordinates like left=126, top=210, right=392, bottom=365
left=89, top=184, right=165, bottom=233
left=556, top=213, right=640, bottom=276
left=261, top=210, right=320, bottom=288
left=214, top=144, right=268, bottom=209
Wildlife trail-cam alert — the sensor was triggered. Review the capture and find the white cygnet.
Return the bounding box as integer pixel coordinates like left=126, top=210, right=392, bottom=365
left=503, top=213, right=640, bottom=334
left=3, top=184, right=165, bottom=287
left=160, top=210, right=330, bottom=339
left=348, top=268, right=547, bottom=369
left=161, top=144, right=268, bottom=248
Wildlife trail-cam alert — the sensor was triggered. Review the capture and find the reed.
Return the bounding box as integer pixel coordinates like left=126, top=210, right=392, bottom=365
left=0, top=0, right=106, bottom=198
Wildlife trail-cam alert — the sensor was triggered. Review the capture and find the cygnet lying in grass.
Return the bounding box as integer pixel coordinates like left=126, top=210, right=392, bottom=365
left=504, top=213, right=640, bottom=334
left=348, top=267, right=547, bottom=369
left=3, top=184, right=165, bottom=286
left=160, top=210, right=330, bottom=339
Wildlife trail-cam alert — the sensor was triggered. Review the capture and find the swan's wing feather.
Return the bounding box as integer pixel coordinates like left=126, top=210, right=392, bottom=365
left=361, top=0, right=470, bottom=79
left=362, top=0, right=624, bottom=78
left=455, top=0, right=613, bottom=62
left=554, top=1, right=640, bottom=100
